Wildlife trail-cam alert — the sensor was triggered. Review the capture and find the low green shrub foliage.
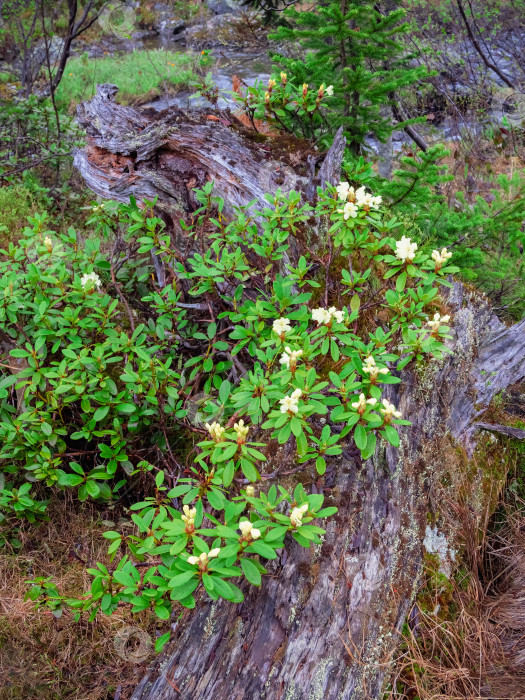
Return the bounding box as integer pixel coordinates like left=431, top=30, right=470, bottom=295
left=2, top=178, right=457, bottom=646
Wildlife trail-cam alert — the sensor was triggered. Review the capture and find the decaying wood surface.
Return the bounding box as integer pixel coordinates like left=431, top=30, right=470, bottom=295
left=73, top=86, right=525, bottom=700
left=74, top=84, right=344, bottom=224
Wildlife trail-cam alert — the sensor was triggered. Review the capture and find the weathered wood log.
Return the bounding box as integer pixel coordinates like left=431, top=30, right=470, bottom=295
left=73, top=84, right=344, bottom=225
left=73, top=86, right=525, bottom=700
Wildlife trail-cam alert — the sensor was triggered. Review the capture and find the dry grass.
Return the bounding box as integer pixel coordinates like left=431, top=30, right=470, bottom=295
left=388, top=431, right=525, bottom=700
left=0, top=500, right=159, bottom=700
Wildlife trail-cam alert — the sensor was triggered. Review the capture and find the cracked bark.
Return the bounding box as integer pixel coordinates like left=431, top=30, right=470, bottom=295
left=73, top=86, right=525, bottom=700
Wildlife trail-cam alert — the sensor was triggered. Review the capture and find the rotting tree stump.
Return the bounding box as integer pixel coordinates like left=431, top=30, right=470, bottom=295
left=74, top=85, right=525, bottom=700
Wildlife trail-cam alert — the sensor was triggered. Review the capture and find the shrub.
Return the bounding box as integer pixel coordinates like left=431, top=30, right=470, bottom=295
left=1, top=179, right=457, bottom=643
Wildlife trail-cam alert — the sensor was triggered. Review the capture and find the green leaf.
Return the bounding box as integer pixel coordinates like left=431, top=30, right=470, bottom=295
left=113, top=570, right=137, bottom=588
left=170, top=577, right=199, bottom=602
left=207, top=488, right=224, bottom=510
left=240, top=458, right=258, bottom=482
left=265, top=525, right=288, bottom=542
left=350, top=293, right=360, bottom=312
left=354, top=424, right=367, bottom=450
left=41, top=422, right=52, bottom=437
left=383, top=424, right=400, bottom=447
left=168, top=571, right=197, bottom=589
left=247, top=540, right=278, bottom=559
left=361, top=431, right=377, bottom=460
left=154, top=603, right=171, bottom=620
left=93, top=405, right=110, bottom=422
left=85, top=480, right=100, bottom=498
left=117, top=403, right=136, bottom=414
left=155, top=632, right=171, bottom=653
left=57, top=472, right=84, bottom=487
left=316, top=456, right=326, bottom=475
left=396, top=271, right=407, bottom=292
left=241, top=558, right=262, bottom=586
left=219, top=380, right=231, bottom=404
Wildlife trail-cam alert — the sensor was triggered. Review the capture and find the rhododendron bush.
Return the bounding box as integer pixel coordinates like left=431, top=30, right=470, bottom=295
left=0, top=177, right=458, bottom=649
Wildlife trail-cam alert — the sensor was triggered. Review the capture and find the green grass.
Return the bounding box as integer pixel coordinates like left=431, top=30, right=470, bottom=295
left=55, top=49, right=198, bottom=111
left=0, top=184, right=41, bottom=244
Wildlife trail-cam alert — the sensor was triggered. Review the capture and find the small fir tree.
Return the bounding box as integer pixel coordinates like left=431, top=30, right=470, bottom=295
left=269, top=0, right=429, bottom=152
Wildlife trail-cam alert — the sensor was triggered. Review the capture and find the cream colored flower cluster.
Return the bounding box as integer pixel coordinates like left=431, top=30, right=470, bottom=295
left=336, top=182, right=382, bottom=220
left=290, top=503, right=309, bottom=528
left=188, top=549, right=221, bottom=567
left=234, top=419, right=249, bottom=443
left=273, top=317, right=292, bottom=336
left=395, top=236, right=418, bottom=263
left=80, top=271, right=101, bottom=289
left=181, top=505, right=196, bottom=530
left=362, top=355, right=389, bottom=381
left=311, top=306, right=345, bottom=325
left=279, top=388, right=302, bottom=414
left=239, top=520, right=261, bottom=540
left=380, top=399, right=402, bottom=421
left=352, top=393, right=377, bottom=414
left=44, top=236, right=53, bottom=252
left=350, top=393, right=402, bottom=421
left=205, top=421, right=225, bottom=442
left=427, top=312, right=450, bottom=332
left=279, top=346, right=303, bottom=370
left=431, top=247, right=452, bottom=268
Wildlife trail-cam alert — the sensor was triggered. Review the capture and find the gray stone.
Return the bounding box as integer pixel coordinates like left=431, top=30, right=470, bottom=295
left=207, top=0, right=244, bottom=14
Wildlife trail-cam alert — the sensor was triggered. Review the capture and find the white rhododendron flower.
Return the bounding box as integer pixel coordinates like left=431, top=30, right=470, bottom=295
left=362, top=355, right=389, bottom=380
left=340, top=201, right=358, bottom=220
left=312, top=307, right=345, bottom=325
left=81, top=271, right=101, bottom=289
left=273, top=317, right=292, bottom=336
left=290, top=503, right=309, bottom=527
left=205, top=421, right=225, bottom=442
left=279, top=392, right=301, bottom=414
left=336, top=181, right=351, bottom=200
left=239, top=520, right=261, bottom=539
left=354, top=189, right=383, bottom=209
left=325, top=85, right=334, bottom=96
left=291, top=388, right=302, bottom=400
left=187, top=549, right=220, bottom=567
left=234, top=419, right=249, bottom=443
left=427, top=312, right=450, bottom=332
left=181, top=505, right=196, bottom=526
left=312, top=307, right=332, bottom=325
left=44, top=236, right=53, bottom=251
left=245, top=485, right=255, bottom=497
left=279, top=347, right=303, bottom=370
left=92, top=202, right=105, bottom=213
left=431, top=247, right=453, bottom=267
left=351, top=393, right=377, bottom=413
left=395, top=236, right=418, bottom=262
left=380, top=399, right=402, bottom=421
left=331, top=308, right=345, bottom=323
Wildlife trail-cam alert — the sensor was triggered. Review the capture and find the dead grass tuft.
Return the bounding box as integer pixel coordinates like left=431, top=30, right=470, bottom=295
left=389, top=438, right=525, bottom=700
left=0, top=500, right=159, bottom=700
